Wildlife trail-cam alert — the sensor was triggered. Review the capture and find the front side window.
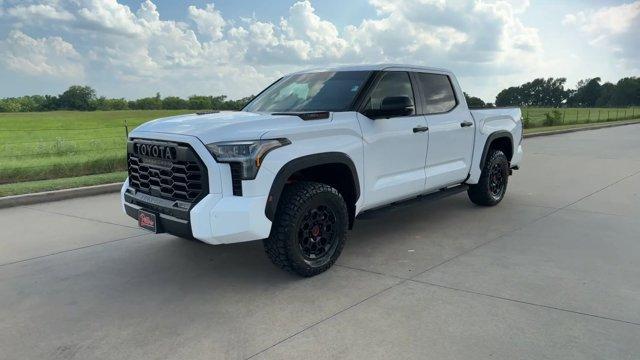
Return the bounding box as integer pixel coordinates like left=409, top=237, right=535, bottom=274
left=243, top=71, right=372, bottom=112
left=363, top=71, right=415, bottom=116
left=415, top=73, right=457, bottom=114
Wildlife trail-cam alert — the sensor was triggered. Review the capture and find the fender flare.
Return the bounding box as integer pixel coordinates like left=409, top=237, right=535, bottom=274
left=264, top=152, right=360, bottom=221
left=479, top=131, right=513, bottom=169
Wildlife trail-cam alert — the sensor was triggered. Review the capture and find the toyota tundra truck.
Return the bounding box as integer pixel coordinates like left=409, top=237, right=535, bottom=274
left=122, top=64, right=523, bottom=277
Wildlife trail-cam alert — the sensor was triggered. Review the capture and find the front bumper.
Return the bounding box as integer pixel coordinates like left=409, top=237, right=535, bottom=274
left=121, top=131, right=272, bottom=245
left=122, top=182, right=272, bottom=244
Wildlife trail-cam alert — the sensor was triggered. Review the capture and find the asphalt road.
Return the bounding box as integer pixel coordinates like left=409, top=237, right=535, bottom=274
left=2, top=125, right=640, bottom=360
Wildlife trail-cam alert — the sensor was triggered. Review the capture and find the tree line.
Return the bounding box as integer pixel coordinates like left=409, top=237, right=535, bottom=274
left=466, top=76, right=639, bottom=109
left=0, top=85, right=253, bottom=112
left=493, top=76, right=640, bottom=108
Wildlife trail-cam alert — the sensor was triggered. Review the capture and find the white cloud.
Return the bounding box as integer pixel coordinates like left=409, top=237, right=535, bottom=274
left=76, top=0, right=143, bottom=36
left=0, top=30, right=84, bottom=78
left=228, top=0, right=541, bottom=72
left=0, top=0, right=543, bottom=99
left=345, top=0, right=541, bottom=72
left=280, top=1, right=348, bottom=59
left=5, top=2, right=74, bottom=21
left=563, top=1, right=640, bottom=71
left=188, top=3, right=226, bottom=40
left=563, top=1, right=639, bottom=35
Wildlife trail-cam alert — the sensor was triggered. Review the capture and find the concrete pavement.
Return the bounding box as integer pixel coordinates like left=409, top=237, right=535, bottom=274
left=1, top=125, right=639, bottom=359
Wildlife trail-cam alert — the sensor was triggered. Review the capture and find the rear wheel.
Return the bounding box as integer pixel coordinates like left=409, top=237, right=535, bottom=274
left=468, top=149, right=509, bottom=206
left=263, top=181, right=348, bottom=277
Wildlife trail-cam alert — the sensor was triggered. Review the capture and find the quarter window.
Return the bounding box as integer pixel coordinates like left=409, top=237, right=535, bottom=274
left=415, top=73, right=457, bottom=114
left=364, top=71, right=415, bottom=116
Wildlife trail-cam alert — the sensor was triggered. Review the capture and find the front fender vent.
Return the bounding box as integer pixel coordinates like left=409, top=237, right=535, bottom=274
left=229, top=163, right=243, bottom=196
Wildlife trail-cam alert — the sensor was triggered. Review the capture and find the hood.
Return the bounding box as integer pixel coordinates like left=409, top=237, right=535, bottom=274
left=130, top=111, right=321, bottom=144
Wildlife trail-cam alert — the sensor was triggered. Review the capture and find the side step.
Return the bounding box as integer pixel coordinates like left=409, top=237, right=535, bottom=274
left=356, top=184, right=469, bottom=220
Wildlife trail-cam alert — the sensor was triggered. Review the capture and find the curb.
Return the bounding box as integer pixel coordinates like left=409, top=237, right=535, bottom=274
left=1, top=119, right=639, bottom=209
left=0, top=182, right=123, bottom=209
left=524, top=119, right=640, bottom=138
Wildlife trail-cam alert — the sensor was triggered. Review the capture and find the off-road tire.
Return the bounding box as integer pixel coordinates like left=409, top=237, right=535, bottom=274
left=263, top=181, right=348, bottom=277
left=468, top=149, right=509, bottom=206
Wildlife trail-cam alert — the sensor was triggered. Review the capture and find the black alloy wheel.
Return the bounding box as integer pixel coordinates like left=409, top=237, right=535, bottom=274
left=488, top=161, right=507, bottom=200
left=298, top=205, right=339, bottom=265
left=264, top=181, right=348, bottom=277
left=467, top=149, right=509, bottom=206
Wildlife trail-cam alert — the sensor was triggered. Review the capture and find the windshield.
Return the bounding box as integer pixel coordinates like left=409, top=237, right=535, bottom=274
left=243, top=71, right=372, bottom=113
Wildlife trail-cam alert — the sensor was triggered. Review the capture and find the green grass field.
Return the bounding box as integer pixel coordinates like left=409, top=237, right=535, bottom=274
left=522, top=107, right=639, bottom=128
left=0, top=110, right=192, bottom=184
left=0, top=108, right=639, bottom=196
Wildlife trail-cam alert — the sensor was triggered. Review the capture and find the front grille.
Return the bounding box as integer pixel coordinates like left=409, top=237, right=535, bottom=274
left=127, top=140, right=207, bottom=203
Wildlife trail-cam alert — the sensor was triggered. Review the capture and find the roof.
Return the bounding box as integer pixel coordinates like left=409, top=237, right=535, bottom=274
left=289, top=63, right=452, bottom=75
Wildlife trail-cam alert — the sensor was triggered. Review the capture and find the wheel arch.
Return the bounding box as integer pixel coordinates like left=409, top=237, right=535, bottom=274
left=480, top=131, right=514, bottom=169
left=265, top=152, right=361, bottom=227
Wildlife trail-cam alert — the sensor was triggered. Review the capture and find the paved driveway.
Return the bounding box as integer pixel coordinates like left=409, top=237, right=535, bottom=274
left=2, top=125, right=639, bottom=359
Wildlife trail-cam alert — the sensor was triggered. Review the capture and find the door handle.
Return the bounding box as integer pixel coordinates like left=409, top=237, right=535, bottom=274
left=413, top=126, right=429, bottom=133
left=460, top=121, right=473, bottom=128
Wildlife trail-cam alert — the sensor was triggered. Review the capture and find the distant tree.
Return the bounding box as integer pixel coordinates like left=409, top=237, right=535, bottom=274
left=0, top=98, right=22, bottom=112
left=0, top=90, right=253, bottom=112
left=210, top=95, right=228, bottom=109
left=40, top=95, right=60, bottom=111
left=608, top=77, right=640, bottom=107
left=162, top=96, right=189, bottom=109
left=130, top=92, right=163, bottom=110
left=595, top=82, right=616, bottom=107
left=568, top=78, right=602, bottom=107
left=464, top=92, right=486, bottom=108
left=93, top=97, right=129, bottom=111
left=188, top=95, right=214, bottom=110
left=495, top=86, right=522, bottom=107
left=106, top=98, right=129, bottom=110
left=226, top=95, right=254, bottom=110
left=58, top=85, right=97, bottom=110
left=495, top=78, right=569, bottom=107
left=16, top=96, right=39, bottom=112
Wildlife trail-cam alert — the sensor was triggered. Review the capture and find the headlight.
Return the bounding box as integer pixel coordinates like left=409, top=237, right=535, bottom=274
left=206, top=139, right=290, bottom=180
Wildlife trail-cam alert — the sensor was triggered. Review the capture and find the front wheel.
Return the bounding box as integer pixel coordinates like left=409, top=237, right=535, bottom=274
left=263, top=181, right=348, bottom=277
left=468, top=149, right=509, bottom=206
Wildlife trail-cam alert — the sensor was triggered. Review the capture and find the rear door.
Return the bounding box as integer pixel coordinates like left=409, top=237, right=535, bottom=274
left=357, top=71, right=429, bottom=209
left=414, top=72, right=475, bottom=191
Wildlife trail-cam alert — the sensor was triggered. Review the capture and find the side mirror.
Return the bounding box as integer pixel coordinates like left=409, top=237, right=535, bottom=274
left=365, top=96, right=414, bottom=119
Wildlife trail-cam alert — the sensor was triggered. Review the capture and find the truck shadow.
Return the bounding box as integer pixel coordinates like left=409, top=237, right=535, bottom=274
left=95, top=192, right=520, bottom=294
left=138, top=193, right=485, bottom=282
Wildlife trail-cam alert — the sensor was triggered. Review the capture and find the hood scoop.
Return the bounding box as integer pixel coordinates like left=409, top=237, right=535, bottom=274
left=271, top=111, right=330, bottom=121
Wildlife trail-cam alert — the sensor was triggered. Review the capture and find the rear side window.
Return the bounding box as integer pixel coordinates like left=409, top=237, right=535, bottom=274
left=415, top=73, right=457, bottom=114
left=363, top=71, right=415, bottom=116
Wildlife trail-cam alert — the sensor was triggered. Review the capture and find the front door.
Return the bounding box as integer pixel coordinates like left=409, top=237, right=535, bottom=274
left=357, top=71, right=429, bottom=210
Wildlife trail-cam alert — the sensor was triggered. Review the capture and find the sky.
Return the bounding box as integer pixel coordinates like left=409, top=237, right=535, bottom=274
left=0, top=0, right=638, bottom=103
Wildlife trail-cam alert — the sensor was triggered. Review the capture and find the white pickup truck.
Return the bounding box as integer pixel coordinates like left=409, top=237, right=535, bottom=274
left=122, top=64, right=523, bottom=276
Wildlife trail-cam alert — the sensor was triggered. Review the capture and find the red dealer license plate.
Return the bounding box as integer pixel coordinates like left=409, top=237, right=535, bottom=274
left=138, top=210, right=158, bottom=233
